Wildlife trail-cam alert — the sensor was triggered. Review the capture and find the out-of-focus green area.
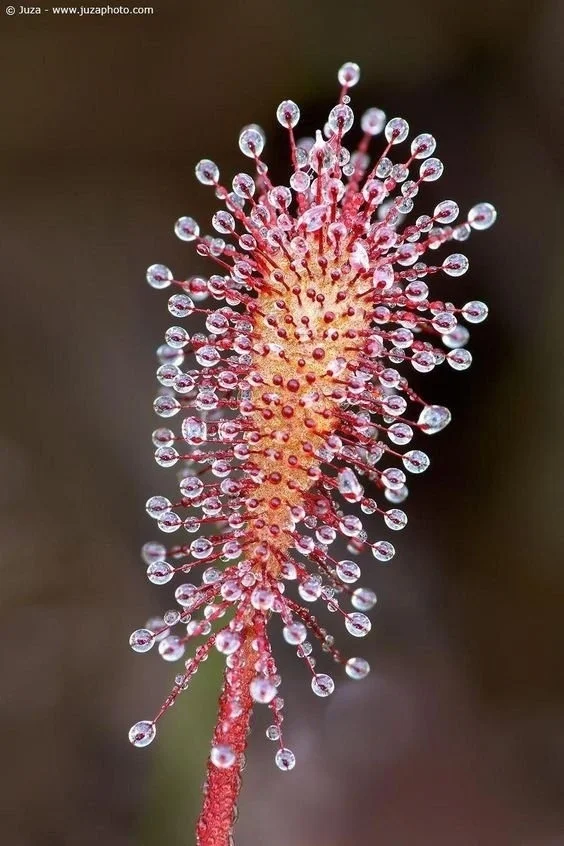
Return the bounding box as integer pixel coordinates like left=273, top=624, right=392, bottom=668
left=1, top=1, right=563, bottom=844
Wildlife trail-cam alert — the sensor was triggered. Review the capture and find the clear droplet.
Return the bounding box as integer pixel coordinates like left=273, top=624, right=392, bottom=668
left=311, top=673, right=335, bottom=697
left=275, top=747, right=296, bottom=771
left=146, top=264, right=173, bottom=290
left=345, top=612, right=372, bottom=638
left=210, top=744, right=236, bottom=769
left=129, top=720, right=156, bottom=748
left=345, top=656, right=370, bottom=680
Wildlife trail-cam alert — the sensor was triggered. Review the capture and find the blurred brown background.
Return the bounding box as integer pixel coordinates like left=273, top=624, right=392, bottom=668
left=1, top=1, right=563, bottom=844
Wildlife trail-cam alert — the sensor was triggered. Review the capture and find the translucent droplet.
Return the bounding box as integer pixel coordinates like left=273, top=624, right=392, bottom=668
left=283, top=622, right=307, bottom=645
left=411, top=133, right=436, bottom=159
left=129, top=720, right=156, bottom=748
left=420, top=158, right=444, bottom=181
left=153, top=395, right=180, bottom=418
left=266, top=725, right=280, bottom=741
left=328, top=104, right=354, bottom=135
left=361, top=107, right=386, bottom=135
left=417, top=404, right=451, bottom=434
left=157, top=511, right=182, bottom=533
left=146, top=264, right=173, bottom=290
left=168, top=293, right=194, bottom=318
left=195, top=159, right=219, bottom=186
left=250, top=677, right=277, bottom=704
left=275, top=747, right=296, bottom=771
left=239, top=127, right=265, bottom=158
left=384, top=508, right=407, bottom=531
left=158, top=635, right=185, bottom=662
left=372, top=540, right=395, bottom=562
left=442, top=253, right=469, bottom=277
left=447, top=348, right=472, bottom=370
left=276, top=99, right=300, bottom=128
left=181, top=417, right=207, bottom=444
left=129, top=628, right=155, bottom=653
left=468, top=202, right=497, bottom=230
left=345, top=612, right=372, bottom=638
left=352, top=587, right=377, bottom=611
left=336, top=559, right=361, bottom=584
left=195, top=345, right=221, bottom=368
left=146, top=495, right=171, bottom=519
left=210, top=744, right=236, bottom=769
left=402, top=449, right=430, bottom=474
left=385, top=118, right=409, bottom=144
left=190, top=537, right=213, bottom=559
left=146, top=561, right=174, bottom=585
left=434, top=200, right=459, bottom=223
left=215, top=630, right=242, bottom=655
left=462, top=300, right=488, bottom=323
left=338, top=61, right=360, bottom=87
left=175, top=217, right=200, bottom=242
left=311, top=673, right=335, bottom=697
left=345, top=656, right=370, bottom=680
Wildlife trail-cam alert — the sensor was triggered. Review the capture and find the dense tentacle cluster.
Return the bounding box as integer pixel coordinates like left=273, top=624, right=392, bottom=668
left=128, top=62, right=495, bottom=845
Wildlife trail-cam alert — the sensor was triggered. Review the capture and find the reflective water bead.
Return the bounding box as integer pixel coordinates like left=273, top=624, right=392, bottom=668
left=387, top=422, right=413, bottom=445
left=129, top=628, right=155, bottom=653
left=443, top=253, right=469, bottom=277
left=239, top=127, right=265, bottom=158
left=210, top=744, right=236, bottom=769
left=372, top=540, right=395, bottom=562
left=345, top=656, right=370, bottom=680
left=147, top=560, right=174, bottom=585
left=381, top=467, right=406, bottom=490
left=443, top=324, right=470, bottom=349
left=352, top=587, right=377, bottom=611
left=152, top=427, right=174, bottom=448
left=283, top=621, right=307, bottom=645
left=195, top=345, right=221, bottom=367
left=276, top=99, right=300, bottom=128
left=146, top=495, right=171, bottom=519
left=251, top=587, right=275, bottom=611
left=250, top=677, right=277, bottom=704
left=311, top=673, right=335, bottom=697
left=336, top=559, right=361, bottom=584
left=403, top=449, right=430, bottom=473
left=190, top=537, right=213, bottom=559
left=153, top=395, right=181, bottom=418
left=418, top=404, right=451, bottom=434
left=232, top=172, right=255, bottom=198
left=206, top=312, right=229, bottom=335
left=420, top=158, right=444, bottom=181
left=175, top=216, right=200, bottom=242
left=468, top=202, right=497, bottom=230
left=195, top=159, right=219, bottom=186
left=385, top=118, right=409, bottom=144
left=447, top=348, right=473, bottom=370
left=411, top=133, right=436, bottom=159
left=361, top=107, right=386, bottom=135
left=345, top=612, right=372, bottom=637
left=432, top=312, right=458, bottom=334
left=338, top=61, right=360, bottom=87
left=181, top=416, right=207, bottom=444
left=215, top=630, right=242, bottom=655
left=175, top=583, right=197, bottom=606
left=142, top=541, right=166, bottom=565
left=146, top=263, right=173, bottom=290
left=129, top=720, right=156, bottom=748
left=290, top=171, right=310, bottom=193
left=275, top=747, right=296, bottom=771
left=411, top=350, right=435, bottom=373
left=328, top=104, right=354, bottom=135
left=154, top=446, right=178, bottom=468
left=157, top=511, right=182, bottom=533
left=179, top=476, right=204, bottom=498
left=168, top=293, right=194, bottom=318
left=158, top=635, right=185, bottom=662
left=266, top=725, right=280, bottom=741
left=156, top=344, right=184, bottom=367
left=384, top=508, right=408, bottom=531
left=462, top=300, right=488, bottom=323
left=156, top=364, right=179, bottom=387
left=434, top=200, right=459, bottom=223
left=212, top=210, right=235, bottom=234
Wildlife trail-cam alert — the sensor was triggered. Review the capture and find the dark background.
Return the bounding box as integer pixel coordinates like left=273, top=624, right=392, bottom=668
left=1, top=1, right=563, bottom=844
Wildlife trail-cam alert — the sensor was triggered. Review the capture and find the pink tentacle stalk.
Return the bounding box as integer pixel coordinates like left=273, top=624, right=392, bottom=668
left=196, top=633, right=255, bottom=846
left=127, top=61, right=496, bottom=843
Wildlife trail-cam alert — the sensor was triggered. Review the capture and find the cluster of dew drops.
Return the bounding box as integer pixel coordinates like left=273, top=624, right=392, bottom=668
left=128, top=62, right=496, bottom=774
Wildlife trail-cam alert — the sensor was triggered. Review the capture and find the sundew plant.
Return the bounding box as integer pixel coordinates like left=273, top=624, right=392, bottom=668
left=128, top=62, right=496, bottom=846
